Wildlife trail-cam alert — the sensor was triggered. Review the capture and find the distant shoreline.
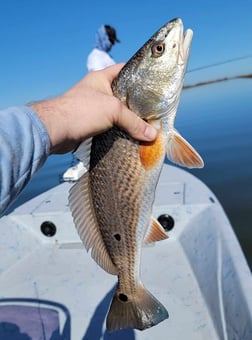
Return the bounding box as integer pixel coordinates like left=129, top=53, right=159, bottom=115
left=183, top=73, right=252, bottom=89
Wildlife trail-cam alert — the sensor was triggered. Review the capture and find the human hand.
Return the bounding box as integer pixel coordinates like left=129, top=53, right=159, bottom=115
left=32, top=63, right=157, bottom=154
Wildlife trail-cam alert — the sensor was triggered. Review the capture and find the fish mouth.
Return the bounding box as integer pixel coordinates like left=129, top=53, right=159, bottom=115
left=182, top=28, right=193, bottom=61
left=170, top=18, right=193, bottom=64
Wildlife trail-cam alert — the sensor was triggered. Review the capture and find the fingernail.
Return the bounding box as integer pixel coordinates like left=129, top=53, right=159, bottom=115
left=144, top=126, right=157, bottom=140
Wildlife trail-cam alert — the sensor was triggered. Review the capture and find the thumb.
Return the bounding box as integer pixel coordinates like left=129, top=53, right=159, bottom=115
left=115, top=103, right=157, bottom=141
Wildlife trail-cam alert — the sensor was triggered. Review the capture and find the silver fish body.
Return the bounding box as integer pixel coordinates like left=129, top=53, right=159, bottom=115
left=69, top=18, right=203, bottom=332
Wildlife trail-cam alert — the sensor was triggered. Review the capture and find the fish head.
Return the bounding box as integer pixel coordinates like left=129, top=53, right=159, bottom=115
left=113, top=18, right=193, bottom=121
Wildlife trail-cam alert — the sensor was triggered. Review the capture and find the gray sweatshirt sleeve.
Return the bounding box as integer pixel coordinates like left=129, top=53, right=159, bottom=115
left=0, top=106, right=51, bottom=215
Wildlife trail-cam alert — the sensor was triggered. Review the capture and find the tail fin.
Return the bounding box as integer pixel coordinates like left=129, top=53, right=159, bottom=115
left=106, top=284, right=169, bottom=332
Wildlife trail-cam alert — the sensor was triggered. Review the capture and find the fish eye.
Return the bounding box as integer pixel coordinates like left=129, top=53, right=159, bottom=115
left=151, top=41, right=165, bottom=57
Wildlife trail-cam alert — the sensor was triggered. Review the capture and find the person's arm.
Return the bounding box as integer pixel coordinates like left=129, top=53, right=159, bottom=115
left=0, top=106, right=51, bottom=214
left=0, top=64, right=157, bottom=215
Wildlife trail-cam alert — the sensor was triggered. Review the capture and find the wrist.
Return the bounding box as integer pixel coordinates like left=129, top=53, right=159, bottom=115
left=31, top=98, right=66, bottom=154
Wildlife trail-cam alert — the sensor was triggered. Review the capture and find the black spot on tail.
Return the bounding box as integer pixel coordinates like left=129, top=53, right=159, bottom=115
left=119, top=293, right=128, bottom=302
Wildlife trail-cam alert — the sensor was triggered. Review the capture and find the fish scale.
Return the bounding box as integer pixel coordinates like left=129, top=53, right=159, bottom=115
left=90, top=129, right=146, bottom=251
left=69, top=17, right=204, bottom=332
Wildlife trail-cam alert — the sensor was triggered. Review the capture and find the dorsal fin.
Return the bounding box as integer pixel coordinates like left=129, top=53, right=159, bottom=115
left=144, top=218, right=168, bottom=244
left=69, top=173, right=118, bottom=275
left=74, top=138, right=92, bottom=169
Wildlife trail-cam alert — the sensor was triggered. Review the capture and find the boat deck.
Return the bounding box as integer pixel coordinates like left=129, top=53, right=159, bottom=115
left=0, top=164, right=251, bottom=339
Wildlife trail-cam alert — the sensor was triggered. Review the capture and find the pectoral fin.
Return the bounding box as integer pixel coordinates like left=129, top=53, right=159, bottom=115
left=144, top=218, right=168, bottom=244
left=166, top=129, right=204, bottom=169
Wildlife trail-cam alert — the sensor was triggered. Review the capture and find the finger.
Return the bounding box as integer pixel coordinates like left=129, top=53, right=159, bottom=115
left=102, top=63, right=126, bottom=82
left=115, top=103, right=157, bottom=141
left=85, top=64, right=126, bottom=95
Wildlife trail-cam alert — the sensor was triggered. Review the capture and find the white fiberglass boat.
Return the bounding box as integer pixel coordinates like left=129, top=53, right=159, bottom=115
left=0, top=164, right=251, bottom=339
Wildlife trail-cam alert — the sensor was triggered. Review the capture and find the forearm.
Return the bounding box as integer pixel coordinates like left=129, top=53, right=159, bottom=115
left=31, top=98, right=70, bottom=154
left=0, top=106, right=50, bottom=214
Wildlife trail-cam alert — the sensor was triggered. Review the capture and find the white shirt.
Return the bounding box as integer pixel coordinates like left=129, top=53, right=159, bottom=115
left=86, top=48, right=115, bottom=72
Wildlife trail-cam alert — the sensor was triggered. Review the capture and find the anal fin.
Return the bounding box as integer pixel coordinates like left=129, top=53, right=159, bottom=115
left=144, top=218, right=168, bottom=244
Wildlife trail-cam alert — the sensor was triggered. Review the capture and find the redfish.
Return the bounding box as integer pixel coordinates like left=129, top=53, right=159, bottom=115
left=69, top=18, right=203, bottom=332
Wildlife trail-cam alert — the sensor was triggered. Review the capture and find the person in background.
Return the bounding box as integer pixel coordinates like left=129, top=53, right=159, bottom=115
left=63, top=25, right=120, bottom=181
left=87, top=24, right=120, bottom=72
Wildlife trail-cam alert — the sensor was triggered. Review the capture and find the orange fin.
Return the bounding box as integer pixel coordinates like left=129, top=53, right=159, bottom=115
left=166, top=129, right=204, bottom=169
left=144, top=218, right=168, bottom=244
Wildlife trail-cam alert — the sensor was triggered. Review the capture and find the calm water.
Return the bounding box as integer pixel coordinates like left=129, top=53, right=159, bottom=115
left=178, top=79, right=252, bottom=269
left=7, top=79, right=252, bottom=269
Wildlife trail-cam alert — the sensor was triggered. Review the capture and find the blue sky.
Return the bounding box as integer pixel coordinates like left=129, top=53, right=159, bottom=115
left=0, top=0, right=251, bottom=108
